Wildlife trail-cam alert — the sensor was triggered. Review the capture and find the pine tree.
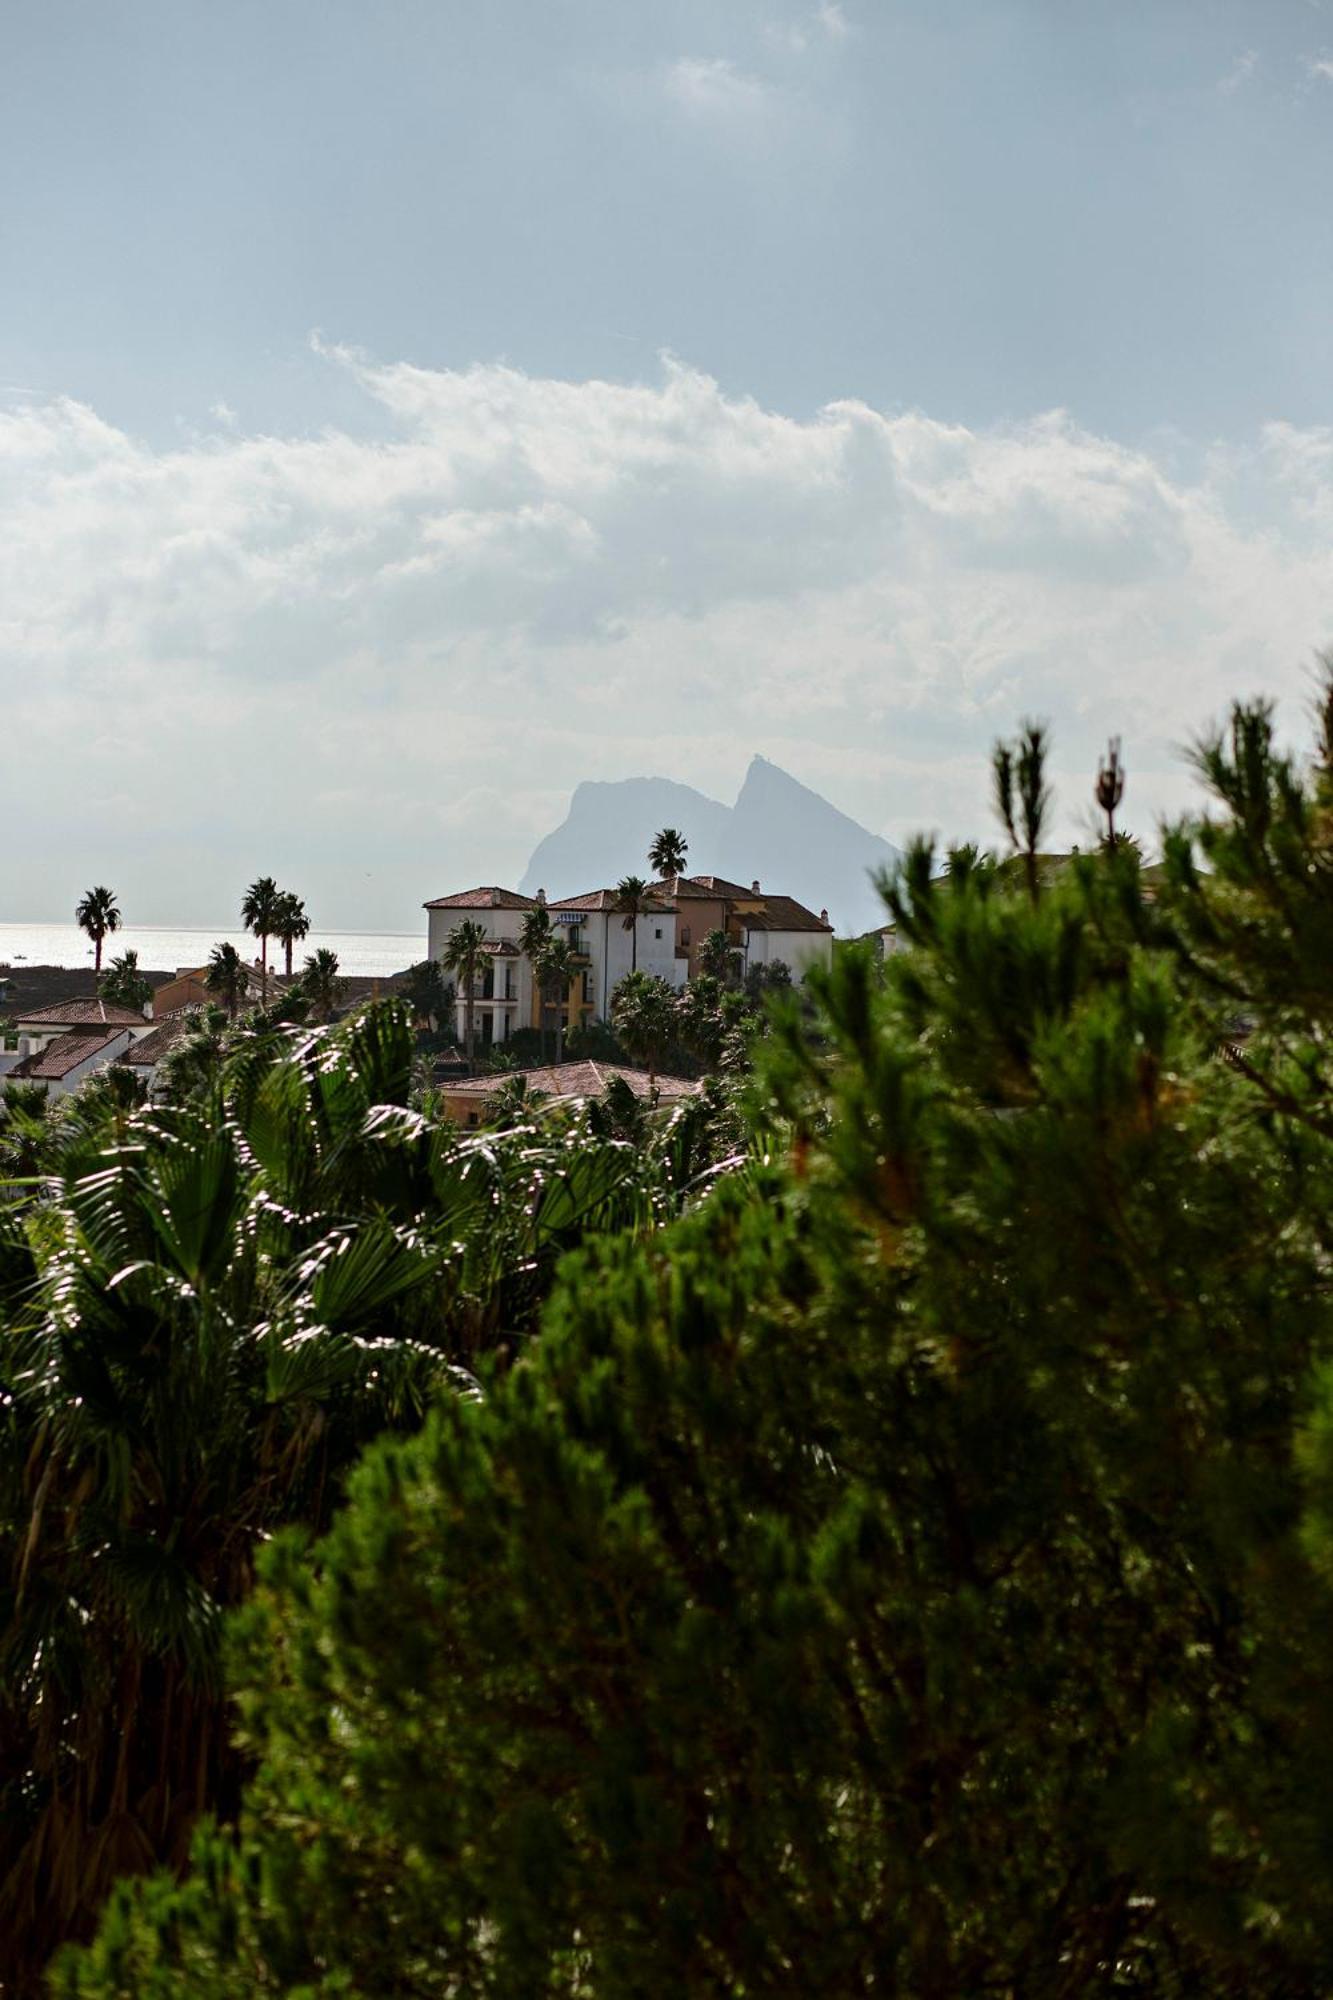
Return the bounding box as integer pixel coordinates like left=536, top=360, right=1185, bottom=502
left=54, top=689, right=1333, bottom=1997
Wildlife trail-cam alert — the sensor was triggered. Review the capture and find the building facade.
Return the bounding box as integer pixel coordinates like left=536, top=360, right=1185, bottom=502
left=423, top=875, right=833, bottom=1049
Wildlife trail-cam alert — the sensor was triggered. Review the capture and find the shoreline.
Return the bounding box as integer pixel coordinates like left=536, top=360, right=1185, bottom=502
left=0, top=962, right=413, bottom=1015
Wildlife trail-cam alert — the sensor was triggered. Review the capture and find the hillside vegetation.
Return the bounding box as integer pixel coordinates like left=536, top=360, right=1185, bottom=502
left=9, top=691, right=1333, bottom=1994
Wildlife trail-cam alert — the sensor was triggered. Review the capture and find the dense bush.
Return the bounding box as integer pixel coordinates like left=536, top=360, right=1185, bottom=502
left=0, top=1003, right=712, bottom=1992
left=42, top=691, right=1333, bottom=1995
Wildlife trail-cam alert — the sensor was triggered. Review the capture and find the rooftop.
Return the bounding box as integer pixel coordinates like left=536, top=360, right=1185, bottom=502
left=118, top=1009, right=205, bottom=1067
left=740, top=895, right=832, bottom=934
left=423, top=887, right=539, bottom=912
left=548, top=888, right=675, bottom=915
left=14, top=998, right=149, bottom=1029
left=443, top=1060, right=702, bottom=1104
left=8, top=1027, right=128, bottom=1081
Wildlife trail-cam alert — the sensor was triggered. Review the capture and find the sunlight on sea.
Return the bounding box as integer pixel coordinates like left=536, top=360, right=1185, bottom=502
left=0, top=923, right=422, bottom=979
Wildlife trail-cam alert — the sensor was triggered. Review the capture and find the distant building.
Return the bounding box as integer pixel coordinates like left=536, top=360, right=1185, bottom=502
left=649, top=874, right=833, bottom=981
left=152, top=964, right=282, bottom=1017
left=4, top=1026, right=138, bottom=1097
left=422, top=875, right=833, bottom=1047
left=0, top=999, right=154, bottom=1095
left=422, top=885, right=684, bottom=1051
left=116, top=1007, right=207, bottom=1098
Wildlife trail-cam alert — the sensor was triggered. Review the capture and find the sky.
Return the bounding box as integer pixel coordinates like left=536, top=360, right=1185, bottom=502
left=3, top=0, right=1333, bottom=928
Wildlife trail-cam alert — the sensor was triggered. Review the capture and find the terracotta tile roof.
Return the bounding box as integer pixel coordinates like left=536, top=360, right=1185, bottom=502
left=650, top=874, right=758, bottom=902
left=444, top=1061, right=701, bottom=1103
left=549, top=888, right=675, bottom=914
left=740, top=896, right=832, bottom=933
left=15, top=999, right=148, bottom=1029
left=479, top=939, right=520, bottom=956
left=8, top=1028, right=127, bottom=1081
left=118, top=1009, right=204, bottom=1067
left=423, top=887, right=538, bottom=912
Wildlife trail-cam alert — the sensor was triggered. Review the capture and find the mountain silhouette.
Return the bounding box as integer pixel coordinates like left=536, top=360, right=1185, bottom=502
left=519, top=757, right=901, bottom=935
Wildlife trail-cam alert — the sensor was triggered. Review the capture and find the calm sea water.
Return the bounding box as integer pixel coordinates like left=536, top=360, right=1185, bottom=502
left=0, top=922, right=423, bottom=979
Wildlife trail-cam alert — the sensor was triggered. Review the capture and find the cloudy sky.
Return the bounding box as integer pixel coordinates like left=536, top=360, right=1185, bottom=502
left=4, top=0, right=1333, bottom=928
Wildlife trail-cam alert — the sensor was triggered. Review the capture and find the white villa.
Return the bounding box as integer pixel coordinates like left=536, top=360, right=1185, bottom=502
left=0, top=999, right=156, bottom=1099
left=423, top=876, right=834, bottom=1052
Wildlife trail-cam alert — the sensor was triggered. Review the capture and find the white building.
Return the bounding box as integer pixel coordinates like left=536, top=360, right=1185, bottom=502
left=422, top=874, right=835, bottom=1051
left=423, top=884, right=686, bottom=1050
left=3, top=1027, right=138, bottom=1098
left=735, top=897, right=835, bottom=981
left=1, top=999, right=154, bottom=1096
left=424, top=888, right=542, bottom=1052
left=545, top=887, right=686, bottom=1018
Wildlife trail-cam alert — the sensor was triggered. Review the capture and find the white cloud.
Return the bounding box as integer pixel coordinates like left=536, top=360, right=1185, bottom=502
left=1, top=351, right=1332, bottom=923
left=1218, top=49, right=1258, bottom=95
left=1305, top=51, right=1333, bottom=82
left=816, top=2, right=851, bottom=38
left=663, top=56, right=774, bottom=123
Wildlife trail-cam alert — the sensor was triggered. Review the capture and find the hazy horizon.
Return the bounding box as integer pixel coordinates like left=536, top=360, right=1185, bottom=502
left=4, top=1, right=1333, bottom=929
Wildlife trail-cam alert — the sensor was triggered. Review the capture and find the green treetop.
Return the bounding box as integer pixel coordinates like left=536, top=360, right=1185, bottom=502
left=53, top=683, right=1333, bottom=1997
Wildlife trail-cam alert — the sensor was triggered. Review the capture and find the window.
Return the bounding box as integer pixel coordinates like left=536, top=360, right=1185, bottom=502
left=681, top=925, right=691, bottom=947
left=655, top=927, right=663, bottom=940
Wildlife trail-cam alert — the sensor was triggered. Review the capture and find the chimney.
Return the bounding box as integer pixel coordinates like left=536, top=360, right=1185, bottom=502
left=820, top=909, right=829, bottom=925
left=751, top=879, right=761, bottom=894
left=536, top=887, right=547, bottom=905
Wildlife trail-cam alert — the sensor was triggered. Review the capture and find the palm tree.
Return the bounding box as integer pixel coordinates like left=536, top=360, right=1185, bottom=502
left=611, top=970, right=676, bottom=1092
left=206, top=941, right=248, bottom=1022
left=519, top=906, right=553, bottom=1056
left=241, top=876, right=283, bottom=1003
left=615, top=875, right=651, bottom=974
left=75, top=885, right=121, bottom=973
left=699, top=927, right=741, bottom=984
left=648, top=827, right=688, bottom=879
left=274, top=892, right=310, bottom=977
left=538, top=935, right=578, bottom=1065
left=442, top=919, right=489, bottom=1073
left=99, top=948, right=152, bottom=1014
left=302, top=947, right=345, bottom=1023
left=404, top=958, right=451, bottom=1030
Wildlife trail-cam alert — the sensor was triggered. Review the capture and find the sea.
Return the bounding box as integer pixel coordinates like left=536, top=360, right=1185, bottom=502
left=0, top=922, right=422, bottom=980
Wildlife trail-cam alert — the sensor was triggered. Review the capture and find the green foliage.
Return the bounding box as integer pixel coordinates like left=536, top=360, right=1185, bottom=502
left=535, top=935, right=578, bottom=1063
left=613, top=876, right=650, bottom=973
left=441, top=920, right=489, bottom=1071
left=272, top=891, right=309, bottom=976
left=648, top=826, right=688, bottom=878
left=98, top=948, right=152, bottom=1014
left=75, top=886, right=121, bottom=972
left=240, top=875, right=284, bottom=1001
left=204, top=941, right=247, bottom=1021
left=402, top=957, right=452, bottom=1030
left=610, top=971, right=675, bottom=1086
left=54, top=686, right=1333, bottom=1996
left=300, top=946, right=344, bottom=1022
left=1, top=1000, right=697, bottom=1993
left=698, top=925, right=741, bottom=981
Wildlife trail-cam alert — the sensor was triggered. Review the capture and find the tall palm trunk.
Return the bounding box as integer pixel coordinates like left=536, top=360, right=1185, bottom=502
left=555, top=986, right=565, bottom=1065
left=631, top=923, right=638, bottom=974
left=284, top=938, right=294, bottom=977
left=465, top=984, right=476, bottom=1073
left=260, top=936, right=269, bottom=1005
left=94, top=930, right=104, bottom=974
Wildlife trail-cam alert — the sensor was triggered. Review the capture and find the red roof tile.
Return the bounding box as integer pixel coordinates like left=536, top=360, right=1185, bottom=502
left=118, top=1010, right=204, bottom=1066
left=8, top=1028, right=128, bottom=1080
left=444, top=1061, right=701, bottom=1103
left=549, top=888, right=675, bottom=914
left=423, top=887, right=538, bottom=911
left=16, top=999, right=148, bottom=1029
left=740, top=897, right=832, bottom=933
